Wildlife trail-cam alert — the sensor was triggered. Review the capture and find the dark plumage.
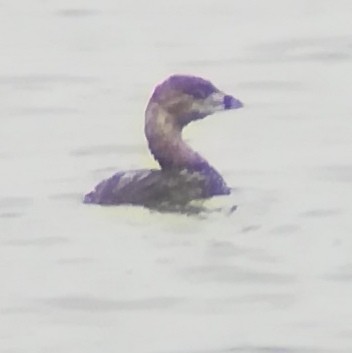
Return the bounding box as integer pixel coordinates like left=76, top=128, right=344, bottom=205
left=84, top=75, right=243, bottom=212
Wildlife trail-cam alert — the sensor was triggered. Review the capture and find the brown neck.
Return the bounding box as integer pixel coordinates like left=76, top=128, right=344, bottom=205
left=144, top=102, right=207, bottom=170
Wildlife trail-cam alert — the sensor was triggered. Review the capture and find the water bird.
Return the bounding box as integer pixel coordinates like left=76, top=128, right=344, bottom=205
left=84, top=75, right=243, bottom=212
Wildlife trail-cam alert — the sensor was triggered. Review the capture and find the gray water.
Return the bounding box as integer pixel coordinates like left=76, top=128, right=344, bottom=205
left=1, top=1, right=352, bottom=352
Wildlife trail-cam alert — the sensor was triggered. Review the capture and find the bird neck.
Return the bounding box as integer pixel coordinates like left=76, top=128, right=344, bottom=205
left=144, top=102, right=209, bottom=171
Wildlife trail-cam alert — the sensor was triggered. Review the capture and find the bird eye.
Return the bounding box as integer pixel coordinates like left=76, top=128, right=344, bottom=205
left=192, top=89, right=206, bottom=99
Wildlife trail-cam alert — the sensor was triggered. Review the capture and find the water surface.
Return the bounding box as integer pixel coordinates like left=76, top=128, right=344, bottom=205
left=1, top=1, right=352, bottom=352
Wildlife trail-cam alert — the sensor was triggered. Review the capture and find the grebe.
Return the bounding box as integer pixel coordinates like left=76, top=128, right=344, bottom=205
left=84, top=75, right=243, bottom=211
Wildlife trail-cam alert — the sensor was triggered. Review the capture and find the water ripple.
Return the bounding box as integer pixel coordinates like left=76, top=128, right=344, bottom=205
left=246, top=36, right=352, bottom=63
left=55, top=9, right=102, bottom=17
left=181, top=265, right=295, bottom=284
left=71, top=144, right=145, bottom=157
left=40, top=296, right=183, bottom=312
left=0, top=75, right=99, bottom=86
